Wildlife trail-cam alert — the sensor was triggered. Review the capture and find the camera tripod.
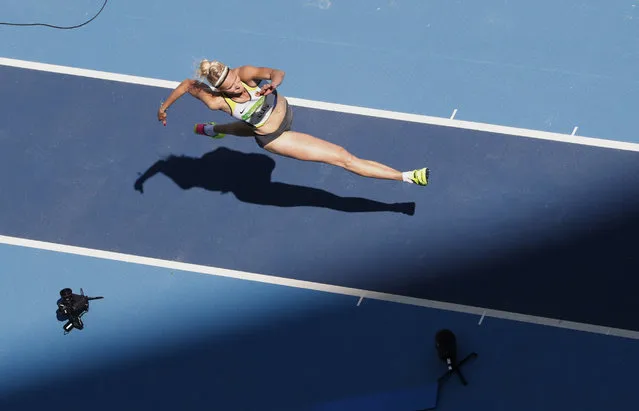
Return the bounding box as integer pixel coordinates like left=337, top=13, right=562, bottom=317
left=424, top=329, right=478, bottom=410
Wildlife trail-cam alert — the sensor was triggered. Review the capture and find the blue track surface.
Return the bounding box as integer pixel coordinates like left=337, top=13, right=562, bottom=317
left=1, top=1, right=638, bottom=140
left=1, top=244, right=638, bottom=411
left=1, top=1, right=638, bottom=410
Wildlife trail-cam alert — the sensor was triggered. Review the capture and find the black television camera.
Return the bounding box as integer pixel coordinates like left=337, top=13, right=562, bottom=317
left=56, top=288, right=103, bottom=334
left=435, top=329, right=478, bottom=386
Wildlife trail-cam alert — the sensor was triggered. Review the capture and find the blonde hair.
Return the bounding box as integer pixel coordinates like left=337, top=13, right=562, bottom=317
left=196, top=59, right=229, bottom=88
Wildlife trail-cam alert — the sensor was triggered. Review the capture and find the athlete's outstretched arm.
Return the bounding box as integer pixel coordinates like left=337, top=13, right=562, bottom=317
left=157, top=79, right=222, bottom=126
left=157, top=79, right=193, bottom=125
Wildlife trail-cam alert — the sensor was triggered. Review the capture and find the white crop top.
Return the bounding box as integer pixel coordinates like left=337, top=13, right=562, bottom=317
left=221, top=82, right=277, bottom=128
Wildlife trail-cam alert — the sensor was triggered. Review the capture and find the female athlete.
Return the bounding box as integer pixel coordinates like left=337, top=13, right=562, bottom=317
left=157, top=60, right=429, bottom=186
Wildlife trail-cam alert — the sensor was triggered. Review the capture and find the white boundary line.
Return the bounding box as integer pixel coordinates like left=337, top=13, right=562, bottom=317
left=2, top=56, right=639, bottom=153
left=2, top=234, right=639, bottom=340
left=478, top=310, right=486, bottom=325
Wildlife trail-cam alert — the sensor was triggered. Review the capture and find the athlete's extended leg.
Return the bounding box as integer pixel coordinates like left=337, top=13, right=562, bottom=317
left=194, top=121, right=255, bottom=138
left=212, top=121, right=255, bottom=137
left=263, top=131, right=429, bottom=185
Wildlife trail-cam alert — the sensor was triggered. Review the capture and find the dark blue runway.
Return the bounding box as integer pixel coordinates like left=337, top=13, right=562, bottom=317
left=2, top=64, right=639, bottom=333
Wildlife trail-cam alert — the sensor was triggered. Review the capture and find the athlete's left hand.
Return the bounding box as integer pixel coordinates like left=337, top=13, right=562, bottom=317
left=256, top=83, right=276, bottom=96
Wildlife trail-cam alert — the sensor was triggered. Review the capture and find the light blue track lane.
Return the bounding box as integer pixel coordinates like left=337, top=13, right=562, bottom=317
left=1, top=243, right=637, bottom=411
left=1, top=1, right=637, bottom=141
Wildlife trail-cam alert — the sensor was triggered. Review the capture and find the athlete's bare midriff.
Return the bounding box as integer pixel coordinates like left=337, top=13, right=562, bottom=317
left=252, top=94, right=288, bottom=136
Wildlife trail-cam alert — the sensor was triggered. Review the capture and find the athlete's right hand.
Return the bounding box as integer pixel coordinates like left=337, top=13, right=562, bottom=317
left=157, top=108, right=167, bottom=126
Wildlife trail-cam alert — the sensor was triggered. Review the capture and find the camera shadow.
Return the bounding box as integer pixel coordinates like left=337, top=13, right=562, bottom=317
left=134, top=147, right=415, bottom=215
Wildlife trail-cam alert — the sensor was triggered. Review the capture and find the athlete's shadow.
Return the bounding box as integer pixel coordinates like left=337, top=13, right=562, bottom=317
left=134, top=147, right=415, bottom=215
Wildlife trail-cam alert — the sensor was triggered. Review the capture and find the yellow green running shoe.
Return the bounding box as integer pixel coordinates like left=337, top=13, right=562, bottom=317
left=194, top=122, right=225, bottom=139
left=409, top=167, right=429, bottom=186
